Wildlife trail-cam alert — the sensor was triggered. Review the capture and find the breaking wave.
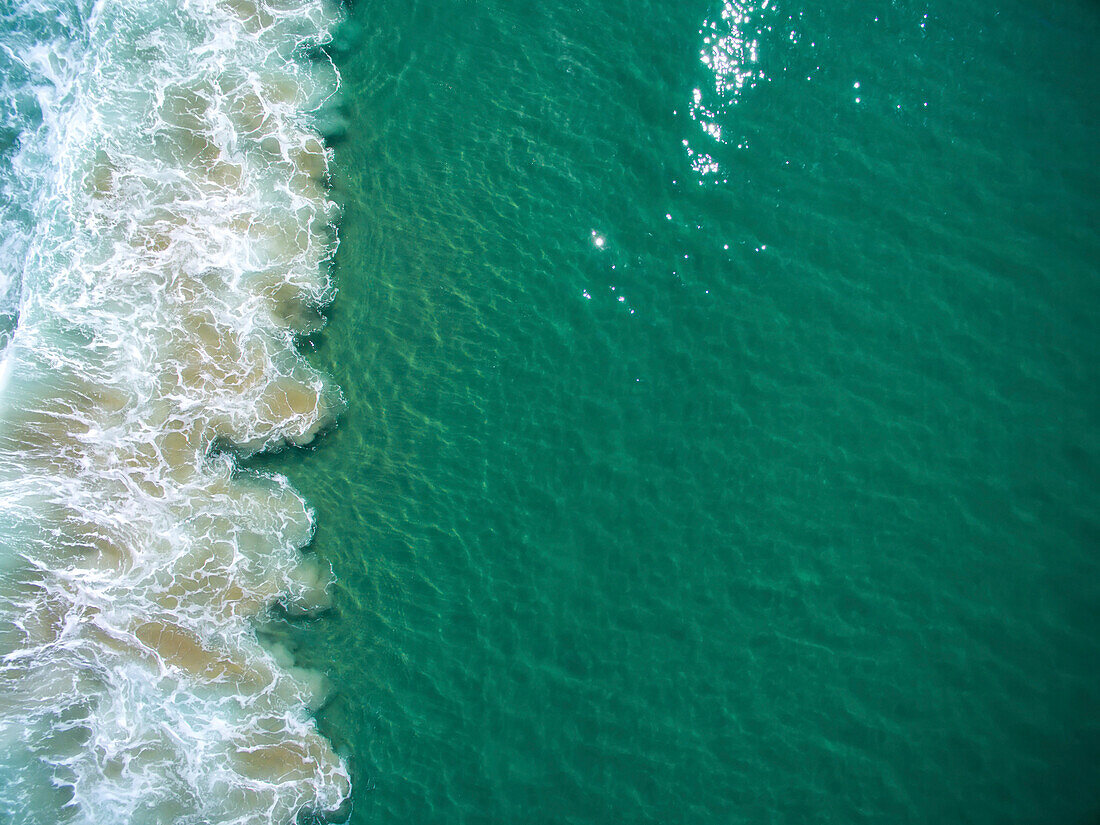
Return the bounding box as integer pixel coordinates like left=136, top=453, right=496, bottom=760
left=0, top=0, right=352, bottom=821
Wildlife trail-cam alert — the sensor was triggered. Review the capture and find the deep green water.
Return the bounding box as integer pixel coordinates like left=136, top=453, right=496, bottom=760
left=254, top=1, right=1100, bottom=822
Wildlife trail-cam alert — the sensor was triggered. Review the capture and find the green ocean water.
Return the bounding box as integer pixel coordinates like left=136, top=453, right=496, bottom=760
left=253, top=1, right=1100, bottom=822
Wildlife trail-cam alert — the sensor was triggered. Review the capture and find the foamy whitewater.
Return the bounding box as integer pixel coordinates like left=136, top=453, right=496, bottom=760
left=0, top=0, right=351, bottom=821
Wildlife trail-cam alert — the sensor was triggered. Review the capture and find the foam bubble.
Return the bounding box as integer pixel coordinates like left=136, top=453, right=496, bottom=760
left=0, top=0, right=352, bottom=821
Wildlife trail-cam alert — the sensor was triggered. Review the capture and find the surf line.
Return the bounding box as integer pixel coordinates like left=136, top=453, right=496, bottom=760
left=0, top=0, right=351, bottom=821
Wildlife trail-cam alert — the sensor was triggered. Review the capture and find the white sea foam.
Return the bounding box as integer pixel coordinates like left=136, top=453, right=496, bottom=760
left=0, top=0, right=351, bottom=821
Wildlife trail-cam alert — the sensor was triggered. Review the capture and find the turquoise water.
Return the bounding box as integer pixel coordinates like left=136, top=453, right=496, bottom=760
left=0, top=0, right=1096, bottom=821
left=253, top=0, right=1100, bottom=822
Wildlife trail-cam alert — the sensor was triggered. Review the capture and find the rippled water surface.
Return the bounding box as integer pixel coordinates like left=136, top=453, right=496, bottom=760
left=266, top=1, right=1100, bottom=821
left=249, top=0, right=1100, bottom=822
left=3, top=0, right=1098, bottom=822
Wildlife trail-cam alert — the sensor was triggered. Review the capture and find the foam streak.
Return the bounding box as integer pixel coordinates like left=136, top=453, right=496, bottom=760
left=0, top=0, right=351, bottom=821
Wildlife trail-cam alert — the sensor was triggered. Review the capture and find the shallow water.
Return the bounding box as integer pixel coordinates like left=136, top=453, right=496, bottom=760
left=0, top=0, right=350, bottom=820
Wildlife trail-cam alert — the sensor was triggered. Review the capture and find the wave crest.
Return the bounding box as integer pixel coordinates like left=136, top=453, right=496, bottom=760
left=0, top=0, right=352, bottom=821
